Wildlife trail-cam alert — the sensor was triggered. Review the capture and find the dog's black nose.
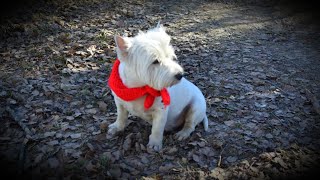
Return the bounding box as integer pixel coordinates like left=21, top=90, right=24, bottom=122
left=175, top=73, right=183, bottom=80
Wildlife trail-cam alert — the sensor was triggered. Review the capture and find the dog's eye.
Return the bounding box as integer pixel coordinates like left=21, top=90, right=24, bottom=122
left=152, top=59, right=160, bottom=65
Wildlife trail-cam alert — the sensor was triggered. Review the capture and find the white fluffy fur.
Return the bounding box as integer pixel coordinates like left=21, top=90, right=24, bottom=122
left=108, top=25, right=208, bottom=151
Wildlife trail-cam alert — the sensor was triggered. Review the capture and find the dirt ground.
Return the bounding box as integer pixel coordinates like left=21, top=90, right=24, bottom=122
left=1, top=0, right=320, bottom=179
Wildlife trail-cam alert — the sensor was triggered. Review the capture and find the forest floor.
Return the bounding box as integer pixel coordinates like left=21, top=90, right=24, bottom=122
left=0, top=0, right=320, bottom=179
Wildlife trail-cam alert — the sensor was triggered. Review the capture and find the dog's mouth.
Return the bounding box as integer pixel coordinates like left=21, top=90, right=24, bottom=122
left=167, top=78, right=183, bottom=88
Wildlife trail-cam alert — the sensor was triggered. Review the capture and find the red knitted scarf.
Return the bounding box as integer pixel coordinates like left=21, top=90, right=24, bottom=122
left=108, top=59, right=170, bottom=110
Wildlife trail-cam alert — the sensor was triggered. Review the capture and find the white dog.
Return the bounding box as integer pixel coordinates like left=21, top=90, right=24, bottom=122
left=107, top=24, right=208, bottom=151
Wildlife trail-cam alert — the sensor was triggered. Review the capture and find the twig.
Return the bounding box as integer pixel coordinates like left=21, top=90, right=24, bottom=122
left=271, top=112, right=282, bottom=121
left=305, top=89, right=320, bottom=115
left=249, top=159, right=257, bottom=168
left=217, top=154, right=222, bottom=167
left=217, top=145, right=226, bottom=167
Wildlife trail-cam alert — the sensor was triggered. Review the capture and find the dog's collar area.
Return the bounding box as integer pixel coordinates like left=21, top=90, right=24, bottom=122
left=108, top=59, right=170, bottom=110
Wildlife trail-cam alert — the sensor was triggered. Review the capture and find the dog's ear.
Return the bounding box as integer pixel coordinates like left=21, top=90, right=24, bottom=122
left=114, top=35, right=131, bottom=58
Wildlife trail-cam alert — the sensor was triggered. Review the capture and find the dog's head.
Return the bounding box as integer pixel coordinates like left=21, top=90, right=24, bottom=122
left=114, top=23, right=184, bottom=90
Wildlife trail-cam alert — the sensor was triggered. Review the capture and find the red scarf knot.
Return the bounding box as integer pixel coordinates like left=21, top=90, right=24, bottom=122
left=108, top=59, right=170, bottom=110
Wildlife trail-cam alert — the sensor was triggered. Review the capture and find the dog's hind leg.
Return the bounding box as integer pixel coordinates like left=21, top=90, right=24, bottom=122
left=174, top=104, right=206, bottom=141
left=203, top=115, right=209, bottom=131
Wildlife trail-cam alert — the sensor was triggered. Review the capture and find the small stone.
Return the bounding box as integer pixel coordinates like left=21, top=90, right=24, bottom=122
left=65, top=116, right=75, bottom=121
left=109, top=166, right=122, bottom=178
left=44, top=131, right=56, bottom=138
left=265, top=133, right=273, bottom=139
left=47, top=140, right=59, bottom=146
left=224, top=120, right=235, bottom=126
left=0, top=91, right=7, bottom=97
left=8, top=98, right=17, bottom=104
left=86, top=108, right=97, bottom=114
left=48, top=157, right=59, bottom=168
left=167, top=147, right=178, bottom=154
left=97, top=101, right=107, bottom=111
left=226, top=156, right=238, bottom=163
left=182, top=157, right=188, bottom=164
left=32, top=90, right=40, bottom=96
left=70, top=133, right=82, bottom=139
left=100, top=120, right=108, bottom=131
left=141, top=156, right=149, bottom=164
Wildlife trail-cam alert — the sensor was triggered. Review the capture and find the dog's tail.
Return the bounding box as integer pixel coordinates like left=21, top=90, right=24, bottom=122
left=203, top=116, right=208, bottom=131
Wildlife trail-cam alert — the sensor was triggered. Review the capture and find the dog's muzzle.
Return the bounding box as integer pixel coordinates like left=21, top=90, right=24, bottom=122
left=175, top=73, right=183, bottom=80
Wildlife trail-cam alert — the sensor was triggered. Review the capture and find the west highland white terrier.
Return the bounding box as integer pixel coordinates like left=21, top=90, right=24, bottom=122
left=107, top=23, right=208, bottom=151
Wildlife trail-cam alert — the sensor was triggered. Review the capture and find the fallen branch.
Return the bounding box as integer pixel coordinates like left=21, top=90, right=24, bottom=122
left=18, top=138, right=29, bottom=175
left=32, top=147, right=61, bottom=168
left=305, top=89, right=320, bottom=115
left=6, top=106, right=34, bottom=139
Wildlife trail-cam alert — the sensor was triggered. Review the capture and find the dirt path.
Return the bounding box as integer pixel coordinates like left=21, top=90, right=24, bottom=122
left=1, top=0, right=319, bottom=179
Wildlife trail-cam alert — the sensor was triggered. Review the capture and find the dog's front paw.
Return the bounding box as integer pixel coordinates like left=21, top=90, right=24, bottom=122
left=107, top=122, right=124, bottom=136
left=147, top=139, right=162, bottom=152
left=175, top=130, right=192, bottom=141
